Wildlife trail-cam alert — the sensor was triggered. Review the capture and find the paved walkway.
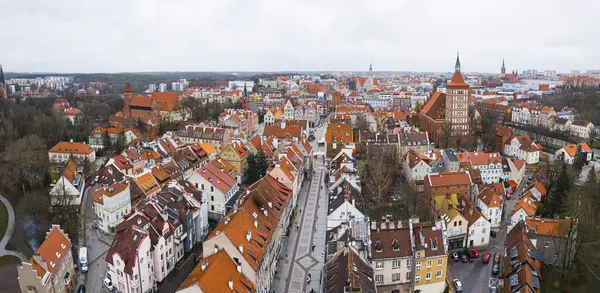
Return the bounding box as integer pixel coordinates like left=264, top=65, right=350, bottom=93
left=273, top=163, right=328, bottom=293
left=0, top=194, right=27, bottom=262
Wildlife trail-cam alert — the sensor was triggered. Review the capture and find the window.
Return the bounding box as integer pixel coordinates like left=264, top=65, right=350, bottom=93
left=545, top=241, right=550, bottom=248
left=453, top=221, right=457, bottom=227
left=436, top=270, right=443, bottom=278
left=415, top=274, right=420, bottom=282
left=458, top=220, right=462, bottom=226
left=210, top=186, right=214, bottom=192
left=438, top=258, right=443, bottom=266
left=376, top=262, right=384, bottom=270
left=392, top=273, right=401, bottom=281
left=406, top=272, right=411, bottom=279
left=415, top=262, right=421, bottom=270
left=211, top=196, right=214, bottom=201
left=481, top=237, right=485, bottom=243
left=392, top=260, right=401, bottom=269
left=211, top=205, right=214, bottom=211
left=201, top=184, right=204, bottom=190
left=426, top=272, right=431, bottom=280
left=407, top=259, right=411, bottom=268
left=482, top=228, right=486, bottom=234
left=375, top=274, right=383, bottom=283
left=426, top=260, right=432, bottom=268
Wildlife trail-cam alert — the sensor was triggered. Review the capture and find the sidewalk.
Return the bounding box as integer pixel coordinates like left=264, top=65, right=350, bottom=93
left=272, top=165, right=328, bottom=293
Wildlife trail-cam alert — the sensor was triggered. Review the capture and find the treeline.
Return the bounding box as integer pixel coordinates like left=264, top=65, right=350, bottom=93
left=544, top=88, right=600, bottom=125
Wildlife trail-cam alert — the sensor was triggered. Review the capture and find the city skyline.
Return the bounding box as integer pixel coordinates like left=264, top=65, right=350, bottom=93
left=1, top=0, right=599, bottom=73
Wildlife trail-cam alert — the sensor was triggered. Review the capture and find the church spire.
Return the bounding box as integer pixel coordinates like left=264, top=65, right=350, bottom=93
left=0, top=63, right=5, bottom=84
left=454, top=53, right=461, bottom=73
left=368, top=63, right=373, bottom=77
left=243, top=82, right=248, bottom=97
left=501, top=58, right=506, bottom=75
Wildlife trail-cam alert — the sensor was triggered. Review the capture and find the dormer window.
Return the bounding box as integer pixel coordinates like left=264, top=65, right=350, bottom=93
left=375, top=240, right=383, bottom=252
left=392, top=239, right=400, bottom=251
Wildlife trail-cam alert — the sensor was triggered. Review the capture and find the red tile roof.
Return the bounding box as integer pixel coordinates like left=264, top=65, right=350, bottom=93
left=49, top=141, right=95, bottom=155
left=197, top=161, right=237, bottom=193
left=29, top=226, right=71, bottom=278
left=178, top=249, right=255, bottom=293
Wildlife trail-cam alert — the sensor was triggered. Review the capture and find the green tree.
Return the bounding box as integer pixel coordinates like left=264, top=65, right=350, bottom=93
left=115, top=130, right=126, bottom=153
left=573, top=144, right=586, bottom=170
left=414, top=101, right=422, bottom=112
left=246, top=151, right=270, bottom=184
left=103, top=131, right=112, bottom=152
left=137, top=117, right=145, bottom=131
left=544, top=162, right=573, bottom=217
left=588, top=128, right=597, bottom=146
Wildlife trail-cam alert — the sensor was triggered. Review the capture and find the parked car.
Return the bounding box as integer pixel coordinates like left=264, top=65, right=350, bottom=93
left=483, top=252, right=491, bottom=264
left=77, top=285, right=85, bottom=293
left=103, top=278, right=114, bottom=291
left=308, top=134, right=315, bottom=141
left=460, top=252, right=469, bottom=263
left=505, top=193, right=512, bottom=199
left=470, top=249, right=480, bottom=260
left=490, top=230, right=497, bottom=238
left=494, top=253, right=501, bottom=264
left=492, top=262, right=500, bottom=275
left=490, top=286, right=498, bottom=293
left=453, top=279, right=463, bottom=292
left=451, top=252, right=460, bottom=262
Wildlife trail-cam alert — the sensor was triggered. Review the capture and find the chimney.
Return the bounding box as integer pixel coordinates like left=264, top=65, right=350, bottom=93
left=214, top=245, right=219, bottom=254
left=237, top=262, right=242, bottom=274
left=238, top=244, right=244, bottom=254
left=246, top=231, right=252, bottom=241
left=228, top=279, right=234, bottom=290
left=201, top=260, right=208, bottom=271
left=254, top=220, right=258, bottom=228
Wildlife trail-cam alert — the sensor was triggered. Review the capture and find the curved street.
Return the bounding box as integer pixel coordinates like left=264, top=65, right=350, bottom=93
left=0, top=194, right=27, bottom=262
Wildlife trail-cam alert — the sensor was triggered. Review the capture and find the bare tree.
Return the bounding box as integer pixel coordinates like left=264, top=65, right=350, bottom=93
left=361, top=145, right=400, bottom=220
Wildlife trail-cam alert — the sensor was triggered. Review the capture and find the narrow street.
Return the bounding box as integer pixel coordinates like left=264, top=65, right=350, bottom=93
left=449, top=177, right=524, bottom=292
left=272, top=119, right=328, bottom=293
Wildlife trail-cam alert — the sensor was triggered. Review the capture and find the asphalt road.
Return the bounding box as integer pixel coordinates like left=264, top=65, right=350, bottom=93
left=448, top=174, right=527, bottom=293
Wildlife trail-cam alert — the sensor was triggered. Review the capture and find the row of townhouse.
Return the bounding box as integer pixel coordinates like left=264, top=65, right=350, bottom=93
left=369, top=219, right=449, bottom=293
left=424, top=171, right=494, bottom=249
left=504, top=216, right=576, bottom=292
left=277, top=99, right=320, bottom=126
left=104, top=180, right=210, bottom=293
left=88, top=125, right=141, bottom=150
left=494, top=125, right=542, bottom=164
left=511, top=102, right=595, bottom=139
left=177, top=175, right=294, bottom=293
left=218, top=108, right=259, bottom=136
left=174, top=125, right=231, bottom=153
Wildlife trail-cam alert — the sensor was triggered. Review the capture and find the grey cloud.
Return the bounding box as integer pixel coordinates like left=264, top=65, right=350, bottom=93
left=1, top=0, right=599, bottom=73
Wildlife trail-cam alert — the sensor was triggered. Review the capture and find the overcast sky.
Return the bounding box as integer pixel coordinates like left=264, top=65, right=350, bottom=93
left=1, top=0, right=598, bottom=73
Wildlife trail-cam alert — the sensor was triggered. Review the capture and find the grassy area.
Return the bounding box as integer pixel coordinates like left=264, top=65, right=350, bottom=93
left=0, top=200, right=7, bottom=240
left=0, top=255, right=21, bottom=270
left=367, top=201, right=408, bottom=221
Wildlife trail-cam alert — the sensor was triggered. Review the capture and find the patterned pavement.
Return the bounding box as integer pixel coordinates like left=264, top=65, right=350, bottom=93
left=273, top=163, right=328, bottom=293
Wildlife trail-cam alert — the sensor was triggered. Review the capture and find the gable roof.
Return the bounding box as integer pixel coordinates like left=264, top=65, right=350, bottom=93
left=197, top=161, right=237, bottom=193
left=49, top=141, right=95, bottom=155
left=420, top=92, right=446, bottom=120
left=478, top=186, right=503, bottom=208
left=28, top=225, right=71, bottom=278
left=427, top=171, right=472, bottom=187
left=324, top=247, right=376, bottom=293
left=177, top=249, right=255, bottom=293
